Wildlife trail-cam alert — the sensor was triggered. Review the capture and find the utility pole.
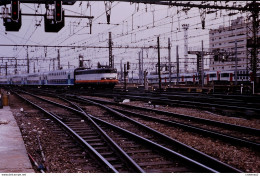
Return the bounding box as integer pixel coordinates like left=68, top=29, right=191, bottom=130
left=168, top=38, right=171, bottom=84
left=53, top=58, right=55, bottom=70
left=132, top=70, right=134, bottom=83
left=34, top=62, right=36, bottom=73
left=182, top=24, right=189, bottom=73
left=57, top=49, right=61, bottom=70
left=120, top=59, right=123, bottom=82
left=157, top=37, right=161, bottom=91
left=15, top=58, right=17, bottom=74
left=201, top=40, right=204, bottom=87
left=5, top=62, right=7, bottom=76
left=144, top=70, right=148, bottom=90
left=141, top=48, right=144, bottom=84
left=246, top=1, right=259, bottom=88
left=251, top=0, right=259, bottom=83
left=176, top=45, right=179, bottom=85
left=108, top=32, right=113, bottom=68
left=138, top=51, right=141, bottom=84
left=124, top=63, right=127, bottom=91
left=27, top=46, right=29, bottom=73
left=235, top=40, right=238, bottom=85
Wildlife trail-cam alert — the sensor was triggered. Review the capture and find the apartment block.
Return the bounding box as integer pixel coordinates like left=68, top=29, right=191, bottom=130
left=209, top=16, right=259, bottom=72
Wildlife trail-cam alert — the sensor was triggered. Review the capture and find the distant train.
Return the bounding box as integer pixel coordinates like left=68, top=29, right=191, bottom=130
left=146, top=70, right=258, bottom=85
left=0, top=67, right=118, bottom=88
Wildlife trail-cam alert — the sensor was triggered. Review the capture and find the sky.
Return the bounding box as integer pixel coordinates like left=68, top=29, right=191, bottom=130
left=0, top=1, right=249, bottom=76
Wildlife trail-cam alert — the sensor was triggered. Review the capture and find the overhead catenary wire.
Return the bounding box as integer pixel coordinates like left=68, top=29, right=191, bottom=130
left=0, top=1, right=252, bottom=73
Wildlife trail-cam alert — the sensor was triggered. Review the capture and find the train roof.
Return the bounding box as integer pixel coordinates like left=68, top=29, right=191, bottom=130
left=74, top=68, right=117, bottom=73
left=46, top=69, right=75, bottom=73
left=75, top=67, right=116, bottom=71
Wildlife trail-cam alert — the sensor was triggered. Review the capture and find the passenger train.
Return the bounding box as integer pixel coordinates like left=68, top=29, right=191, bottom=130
left=146, top=70, right=258, bottom=85
left=0, top=67, right=118, bottom=88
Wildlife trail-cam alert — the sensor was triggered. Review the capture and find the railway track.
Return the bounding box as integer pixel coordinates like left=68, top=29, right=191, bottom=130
left=89, top=91, right=260, bottom=118
left=12, top=89, right=243, bottom=173
left=13, top=90, right=142, bottom=173
left=72, top=95, right=259, bottom=148
left=59, top=95, right=247, bottom=172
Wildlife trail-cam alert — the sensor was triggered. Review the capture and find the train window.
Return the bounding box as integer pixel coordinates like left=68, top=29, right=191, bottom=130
left=221, top=73, right=229, bottom=77
left=210, top=74, right=216, bottom=78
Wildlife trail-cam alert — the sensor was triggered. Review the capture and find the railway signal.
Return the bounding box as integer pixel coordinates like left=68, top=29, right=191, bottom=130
left=3, top=0, right=21, bottom=31
left=11, top=0, right=20, bottom=21
left=55, top=1, right=62, bottom=22
left=127, top=61, right=130, bottom=70
left=44, top=1, right=64, bottom=32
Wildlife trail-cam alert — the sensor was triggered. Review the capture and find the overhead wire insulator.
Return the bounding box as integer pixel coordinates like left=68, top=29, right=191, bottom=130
left=199, top=8, right=207, bottom=29
left=104, top=1, right=112, bottom=24
left=89, top=18, right=92, bottom=34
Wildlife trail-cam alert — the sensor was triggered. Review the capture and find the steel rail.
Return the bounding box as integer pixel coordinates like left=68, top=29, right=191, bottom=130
left=67, top=95, right=243, bottom=173
left=118, top=94, right=260, bottom=114
left=73, top=95, right=260, bottom=135
left=15, top=90, right=219, bottom=172
left=146, top=92, right=260, bottom=109
left=110, top=106, right=260, bottom=149
left=87, top=113, right=219, bottom=173
left=13, top=90, right=246, bottom=172
left=92, top=92, right=260, bottom=115
left=17, top=90, right=146, bottom=173
left=14, top=90, right=228, bottom=172
left=56, top=96, right=145, bottom=173
left=12, top=91, right=118, bottom=173
left=72, top=95, right=259, bottom=148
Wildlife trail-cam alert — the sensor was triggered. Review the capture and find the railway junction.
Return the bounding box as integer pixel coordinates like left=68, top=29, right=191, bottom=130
left=0, top=86, right=259, bottom=173
left=0, top=0, right=259, bottom=174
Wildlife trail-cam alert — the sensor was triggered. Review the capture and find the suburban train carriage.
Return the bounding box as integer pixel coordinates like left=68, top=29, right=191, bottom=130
left=147, top=71, right=170, bottom=84
left=256, top=71, right=260, bottom=84
left=11, top=75, right=23, bottom=85
left=27, top=73, right=41, bottom=86
left=74, top=68, right=118, bottom=88
left=219, top=71, right=234, bottom=83
left=169, top=73, right=198, bottom=85
left=45, top=69, right=74, bottom=86
left=179, top=73, right=198, bottom=84
left=147, top=72, right=199, bottom=85
left=204, top=71, right=219, bottom=84
left=0, top=76, right=8, bottom=85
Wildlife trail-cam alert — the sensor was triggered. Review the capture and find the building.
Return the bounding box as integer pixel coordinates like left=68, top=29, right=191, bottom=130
left=209, top=16, right=259, bottom=72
